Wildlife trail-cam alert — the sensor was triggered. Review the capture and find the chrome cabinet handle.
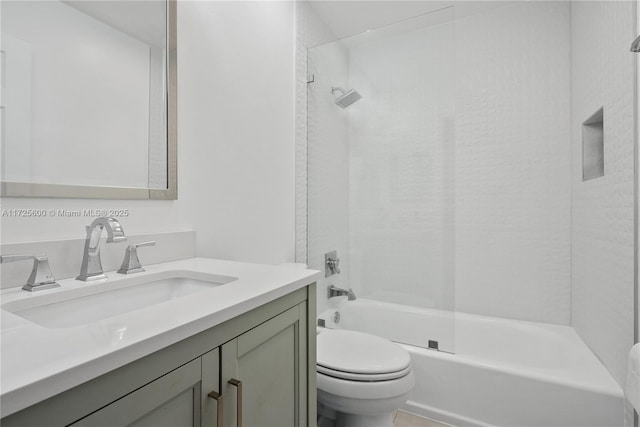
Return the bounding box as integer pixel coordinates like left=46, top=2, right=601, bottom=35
left=207, top=391, right=223, bottom=427
left=228, top=378, right=243, bottom=427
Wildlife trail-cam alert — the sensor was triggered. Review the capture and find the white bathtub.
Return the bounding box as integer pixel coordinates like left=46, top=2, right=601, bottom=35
left=318, top=299, right=624, bottom=427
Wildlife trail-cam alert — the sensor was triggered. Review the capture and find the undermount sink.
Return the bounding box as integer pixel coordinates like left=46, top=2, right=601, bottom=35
left=2, top=271, right=237, bottom=328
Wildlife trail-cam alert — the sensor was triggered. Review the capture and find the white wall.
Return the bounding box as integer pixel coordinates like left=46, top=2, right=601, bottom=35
left=174, top=1, right=296, bottom=265
left=571, top=1, right=636, bottom=388
left=1, top=1, right=297, bottom=268
left=454, top=1, right=572, bottom=324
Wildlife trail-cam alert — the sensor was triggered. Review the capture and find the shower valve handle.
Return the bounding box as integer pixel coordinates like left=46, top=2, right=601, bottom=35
left=327, top=257, right=341, bottom=274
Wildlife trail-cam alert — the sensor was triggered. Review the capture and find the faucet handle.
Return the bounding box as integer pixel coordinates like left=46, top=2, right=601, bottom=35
left=128, top=241, right=156, bottom=250
left=326, top=257, right=341, bottom=275
left=118, top=241, right=155, bottom=275
left=1, top=254, right=37, bottom=263
left=0, top=254, right=61, bottom=292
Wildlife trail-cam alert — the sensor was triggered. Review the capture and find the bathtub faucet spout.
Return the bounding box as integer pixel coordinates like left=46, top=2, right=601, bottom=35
left=329, top=285, right=356, bottom=301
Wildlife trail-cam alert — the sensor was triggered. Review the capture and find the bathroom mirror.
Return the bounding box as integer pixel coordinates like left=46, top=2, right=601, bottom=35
left=0, top=0, right=177, bottom=199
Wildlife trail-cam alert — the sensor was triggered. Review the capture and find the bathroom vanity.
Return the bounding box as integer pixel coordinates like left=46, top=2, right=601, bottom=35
left=0, top=258, right=320, bottom=427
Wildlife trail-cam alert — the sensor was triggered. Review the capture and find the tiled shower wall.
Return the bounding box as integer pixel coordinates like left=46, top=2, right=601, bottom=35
left=300, top=2, right=572, bottom=322
left=453, top=2, right=572, bottom=324
left=347, top=17, right=455, bottom=310
left=324, top=2, right=572, bottom=324
left=295, top=3, right=349, bottom=313
left=570, top=1, right=635, bottom=387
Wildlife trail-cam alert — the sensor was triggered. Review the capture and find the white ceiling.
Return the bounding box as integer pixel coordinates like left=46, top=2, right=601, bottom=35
left=308, top=1, right=512, bottom=41
left=63, top=0, right=166, bottom=47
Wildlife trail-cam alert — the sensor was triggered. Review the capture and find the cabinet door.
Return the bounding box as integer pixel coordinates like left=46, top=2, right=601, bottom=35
left=221, top=304, right=307, bottom=427
left=71, top=358, right=203, bottom=427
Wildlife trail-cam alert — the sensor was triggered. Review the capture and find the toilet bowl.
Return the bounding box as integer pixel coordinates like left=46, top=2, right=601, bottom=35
left=316, top=329, right=415, bottom=427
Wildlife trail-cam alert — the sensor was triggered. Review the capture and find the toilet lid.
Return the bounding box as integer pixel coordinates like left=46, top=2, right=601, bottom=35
left=317, top=330, right=411, bottom=377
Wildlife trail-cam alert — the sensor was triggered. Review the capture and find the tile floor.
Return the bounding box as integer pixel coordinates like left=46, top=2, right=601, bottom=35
left=393, top=410, right=452, bottom=427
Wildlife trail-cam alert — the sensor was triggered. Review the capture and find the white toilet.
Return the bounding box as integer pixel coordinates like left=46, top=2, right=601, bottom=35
left=316, top=329, right=415, bottom=427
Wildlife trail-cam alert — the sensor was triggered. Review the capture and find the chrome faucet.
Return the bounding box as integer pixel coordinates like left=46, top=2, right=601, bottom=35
left=328, top=285, right=356, bottom=301
left=76, top=217, right=126, bottom=281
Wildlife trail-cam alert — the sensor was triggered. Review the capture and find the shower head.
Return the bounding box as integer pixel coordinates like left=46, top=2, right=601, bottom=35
left=331, top=87, right=362, bottom=109
left=632, top=35, right=640, bottom=52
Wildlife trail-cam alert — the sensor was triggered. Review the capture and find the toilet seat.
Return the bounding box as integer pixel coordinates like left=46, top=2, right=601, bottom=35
left=317, top=329, right=412, bottom=382
left=317, top=363, right=412, bottom=381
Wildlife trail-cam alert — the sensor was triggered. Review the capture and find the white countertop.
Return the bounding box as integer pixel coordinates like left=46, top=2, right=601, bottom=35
left=0, top=257, right=321, bottom=417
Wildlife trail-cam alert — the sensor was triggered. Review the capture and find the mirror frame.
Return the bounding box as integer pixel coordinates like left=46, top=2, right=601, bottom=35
left=1, top=0, right=177, bottom=200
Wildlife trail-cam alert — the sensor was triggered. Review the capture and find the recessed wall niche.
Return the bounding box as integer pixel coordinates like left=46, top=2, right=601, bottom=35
left=582, top=107, right=604, bottom=181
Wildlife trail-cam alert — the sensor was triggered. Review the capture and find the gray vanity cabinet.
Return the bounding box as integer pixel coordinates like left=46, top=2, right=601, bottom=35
left=220, top=304, right=307, bottom=427
left=1, top=286, right=316, bottom=427
left=69, top=301, right=306, bottom=427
